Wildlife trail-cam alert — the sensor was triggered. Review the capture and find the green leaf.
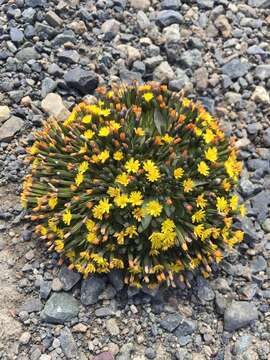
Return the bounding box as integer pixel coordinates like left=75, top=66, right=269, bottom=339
left=141, top=215, right=152, bottom=231
left=153, top=108, right=164, bottom=135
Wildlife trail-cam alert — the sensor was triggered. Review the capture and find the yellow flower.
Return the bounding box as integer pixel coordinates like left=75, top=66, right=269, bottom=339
left=224, top=217, right=232, bottom=228
left=143, top=92, right=154, bottom=102
left=174, top=167, right=184, bottom=179
left=82, top=114, right=92, bottom=123
left=192, top=209, right=205, bottom=223
left=161, top=219, right=175, bottom=233
left=113, top=151, right=123, bottom=161
left=196, top=194, right=207, bottom=209
left=205, top=147, right=218, bottom=163
left=55, top=240, right=64, bottom=252
left=146, top=169, right=160, bottom=182
left=134, top=127, right=145, bottom=136
left=100, top=108, right=111, bottom=117
left=63, top=209, right=72, bottom=225
left=194, top=126, right=202, bottom=137
left=203, top=129, right=215, bottom=144
left=116, top=172, right=130, bottom=186
left=194, top=224, right=204, bottom=238
left=92, top=205, right=103, bottom=220
left=143, top=160, right=156, bottom=172
left=162, top=134, right=174, bottom=143
left=222, top=179, right=231, bottom=192
left=85, top=219, right=96, bottom=232
left=114, top=231, right=125, bottom=245
left=201, top=228, right=212, bottom=241
left=48, top=196, right=58, bottom=210
left=197, top=161, right=209, bottom=176
left=75, top=172, right=84, bottom=186
left=87, top=232, right=98, bottom=244
left=239, top=204, right=246, bottom=217
left=183, top=178, right=195, bottom=193
left=84, top=129, right=95, bottom=140
left=125, top=158, right=140, bottom=173
left=216, top=197, right=228, bottom=213
left=145, top=200, right=163, bottom=217
left=109, top=120, right=121, bottom=131
left=107, top=187, right=121, bottom=198
left=129, top=191, right=143, bottom=206
left=64, top=111, right=77, bottom=126
left=99, top=198, right=112, bottom=214
left=98, top=150, right=110, bottom=163
left=99, top=126, right=110, bottom=137
left=182, top=98, right=191, bottom=108
left=230, top=194, right=238, bottom=211
left=114, top=194, right=129, bottom=208
left=133, top=207, right=143, bottom=221
left=125, top=225, right=138, bottom=238
left=78, top=161, right=89, bottom=174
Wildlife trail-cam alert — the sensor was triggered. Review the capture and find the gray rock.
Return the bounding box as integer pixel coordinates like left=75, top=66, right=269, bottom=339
left=0, top=116, right=24, bottom=142
left=58, top=49, right=80, bottom=64
left=119, top=69, right=142, bottom=84
left=250, top=191, right=270, bottom=222
left=117, top=343, right=134, bottom=360
left=250, top=256, right=267, bottom=273
left=58, top=266, right=81, bottom=291
left=197, top=282, right=215, bottom=301
left=22, top=8, right=36, bottom=22
left=224, top=301, right=258, bottom=332
left=16, top=47, right=39, bottom=61
left=144, top=56, right=163, bottom=71
left=145, top=348, right=157, bottom=359
left=45, top=10, right=63, bottom=27
left=240, top=18, right=262, bottom=28
left=137, top=11, right=150, bottom=30
left=251, top=86, right=270, bottom=104
left=59, top=327, right=78, bottom=358
left=247, top=159, right=269, bottom=173
left=234, top=335, right=253, bottom=354
left=239, top=179, right=257, bottom=197
left=40, top=280, right=52, bottom=300
left=215, top=293, right=230, bottom=315
left=160, top=314, right=182, bottom=332
left=254, top=65, right=270, bottom=80
left=174, top=318, right=197, bottom=337
left=41, top=78, right=57, bottom=98
left=130, top=0, right=150, bottom=9
left=52, top=30, right=76, bottom=46
left=41, top=292, right=79, bottom=324
left=262, top=218, right=270, bottom=233
left=108, top=269, right=124, bottom=291
left=163, top=24, right=180, bottom=42
left=81, top=275, right=106, bottom=305
left=106, top=318, right=120, bottom=336
left=10, top=28, right=24, bottom=43
left=101, top=19, right=120, bottom=38
left=20, top=298, right=43, bottom=313
left=25, top=0, right=47, bottom=7
left=196, top=0, right=214, bottom=8
left=179, top=49, right=202, bottom=69
left=64, top=67, right=99, bottom=94
left=222, top=59, right=250, bottom=79
left=239, top=283, right=258, bottom=300
left=161, top=0, right=181, bottom=10
left=95, top=306, right=116, bottom=317
left=263, top=128, right=270, bottom=147
left=153, top=61, right=174, bottom=83
left=156, top=10, right=183, bottom=27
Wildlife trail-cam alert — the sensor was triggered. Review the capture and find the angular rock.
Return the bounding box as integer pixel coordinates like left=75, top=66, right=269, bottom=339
left=10, top=28, right=24, bottom=43
left=0, top=116, right=24, bottom=142
left=251, top=86, right=270, bottom=104
left=41, top=78, right=57, bottom=98
left=80, top=275, right=106, bottom=305
left=160, top=314, right=182, bottom=332
left=174, top=318, right=197, bottom=337
left=108, top=269, right=124, bottom=291
left=20, top=298, right=43, bottom=313
left=250, top=190, right=270, bottom=222
left=130, top=0, right=150, bottom=9
left=214, top=15, right=232, bottom=38
left=101, top=19, right=120, bottom=39
left=58, top=49, right=80, bottom=64
left=156, top=10, right=183, bottom=27
left=255, top=65, right=270, bottom=80
left=64, top=67, right=99, bottom=94
left=196, top=0, right=214, bottom=8
left=161, top=0, right=181, bottom=10
left=153, top=61, right=174, bottom=83
left=222, top=59, right=250, bottom=79
left=179, top=49, right=202, bottom=69
left=224, top=301, right=258, bottom=332
left=250, top=256, right=267, bottom=273
left=16, top=47, right=39, bottom=62
left=41, top=93, right=70, bottom=121
left=263, top=128, right=270, bottom=147
left=137, top=11, right=151, bottom=30
left=59, top=327, right=78, bottom=358
left=163, top=24, right=180, bottom=42
left=45, top=10, right=63, bottom=27
left=106, top=318, right=120, bottom=336
left=0, top=106, right=10, bottom=123
left=40, top=292, right=79, bottom=324
left=58, top=266, right=81, bottom=291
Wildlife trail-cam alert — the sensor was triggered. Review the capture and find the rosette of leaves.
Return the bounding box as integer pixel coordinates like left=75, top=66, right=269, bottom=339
left=22, top=83, right=245, bottom=288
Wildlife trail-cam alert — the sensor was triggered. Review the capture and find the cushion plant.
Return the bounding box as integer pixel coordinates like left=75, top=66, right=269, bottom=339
left=22, top=83, right=245, bottom=288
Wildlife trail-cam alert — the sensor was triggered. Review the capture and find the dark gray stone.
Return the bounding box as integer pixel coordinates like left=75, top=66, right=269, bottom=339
left=174, top=318, right=197, bottom=337
left=0, top=116, right=24, bottom=142
left=161, top=0, right=181, bottom=10
left=81, top=275, right=106, bottom=305
left=59, top=327, right=78, bottom=359
left=41, top=78, right=57, bottom=98
left=224, top=301, right=258, bottom=332
left=254, top=65, right=270, bottom=80
left=20, top=298, right=43, bottom=313
left=40, top=280, right=52, bottom=300
left=16, top=47, right=39, bottom=62
left=156, top=10, right=183, bottom=27
left=222, top=59, right=251, bottom=80
left=58, top=50, right=80, bottom=64
left=160, top=314, right=182, bottom=332
left=41, top=293, right=79, bottom=324
left=64, top=67, right=99, bottom=95
left=196, top=0, right=214, bottom=8
left=108, top=269, right=124, bottom=291
left=250, top=256, right=267, bottom=273
left=58, top=266, right=81, bottom=291
left=239, top=179, right=258, bottom=197
left=179, top=49, right=202, bottom=69
left=250, top=191, right=270, bottom=222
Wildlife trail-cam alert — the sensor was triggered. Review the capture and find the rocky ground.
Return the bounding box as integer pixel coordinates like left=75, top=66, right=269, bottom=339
left=0, top=0, right=270, bottom=359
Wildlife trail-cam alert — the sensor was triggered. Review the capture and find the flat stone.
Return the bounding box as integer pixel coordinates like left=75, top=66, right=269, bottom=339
left=0, top=116, right=24, bottom=142
left=156, top=10, right=183, bottom=27
left=20, top=298, right=43, bottom=313
left=16, top=47, right=39, bottom=61
left=250, top=256, right=267, bottom=273
left=160, top=313, right=182, bottom=332
left=222, top=59, right=250, bottom=79
left=45, top=10, right=63, bottom=27
left=40, top=292, right=79, bottom=324
left=64, top=67, right=99, bottom=95
left=0, top=106, right=10, bottom=123
left=80, top=275, right=106, bottom=305
left=58, top=266, right=81, bottom=291
left=10, top=27, right=24, bottom=43
left=254, top=65, right=270, bottom=80
left=41, top=93, right=70, bottom=121
left=59, top=327, right=78, bottom=358
left=58, top=49, right=80, bottom=64
left=224, top=301, right=258, bottom=332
